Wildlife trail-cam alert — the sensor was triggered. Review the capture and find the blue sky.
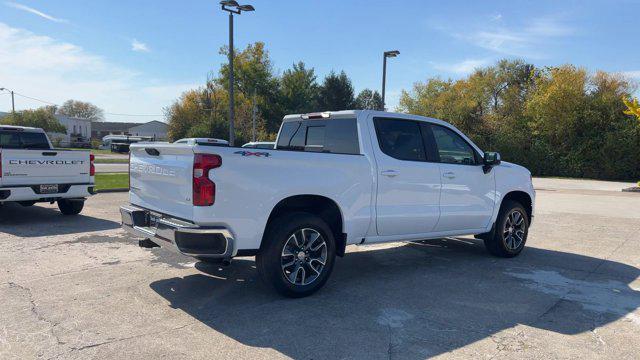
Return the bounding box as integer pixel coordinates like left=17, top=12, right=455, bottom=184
left=1, top=0, right=638, bottom=122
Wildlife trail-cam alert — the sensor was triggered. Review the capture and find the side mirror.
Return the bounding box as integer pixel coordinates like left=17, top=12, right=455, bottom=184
left=483, top=152, right=501, bottom=173
left=483, top=151, right=501, bottom=166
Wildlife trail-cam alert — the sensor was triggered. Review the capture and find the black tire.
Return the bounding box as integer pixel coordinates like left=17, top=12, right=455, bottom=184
left=57, top=199, right=85, bottom=215
left=256, top=212, right=336, bottom=298
left=484, top=200, right=529, bottom=258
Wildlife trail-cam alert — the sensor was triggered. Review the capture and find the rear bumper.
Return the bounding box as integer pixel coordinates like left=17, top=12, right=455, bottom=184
left=120, top=204, right=235, bottom=259
left=0, top=183, right=94, bottom=202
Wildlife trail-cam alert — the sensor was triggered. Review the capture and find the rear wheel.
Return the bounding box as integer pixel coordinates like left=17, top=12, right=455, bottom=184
left=58, top=199, right=85, bottom=215
left=484, top=200, right=529, bottom=257
left=256, top=212, right=336, bottom=298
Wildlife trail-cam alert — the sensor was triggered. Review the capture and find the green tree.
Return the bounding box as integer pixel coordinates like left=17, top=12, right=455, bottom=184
left=317, top=71, right=355, bottom=111
left=57, top=100, right=104, bottom=121
left=216, top=42, right=283, bottom=133
left=354, top=89, right=383, bottom=110
left=281, top=62, right=319, bottom=114
left=0, top=108, right=66, bottom=133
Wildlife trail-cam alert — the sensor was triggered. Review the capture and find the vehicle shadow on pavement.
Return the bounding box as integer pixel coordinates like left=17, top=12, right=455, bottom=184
left=150, top=238, right=640, bottom=359
left=0, top=202, right=120, bottom=237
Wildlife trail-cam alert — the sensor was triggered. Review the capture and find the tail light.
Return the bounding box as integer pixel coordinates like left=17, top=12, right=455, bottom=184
left=193, top=154, right=222, bottom=206
left=89, top=153, right=95, bottom=176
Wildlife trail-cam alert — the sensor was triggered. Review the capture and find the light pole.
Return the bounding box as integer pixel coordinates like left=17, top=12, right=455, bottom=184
left=220, top=0, right=254, bottom=146
left=0, top=87, right=15, bottom=113
left=381, top=50, right=399, bottom=111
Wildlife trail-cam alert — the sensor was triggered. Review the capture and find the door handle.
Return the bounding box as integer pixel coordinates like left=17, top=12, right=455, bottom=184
left=381, top=170, right=399, bottom=177
left=443, top=171, right=456, bottom=179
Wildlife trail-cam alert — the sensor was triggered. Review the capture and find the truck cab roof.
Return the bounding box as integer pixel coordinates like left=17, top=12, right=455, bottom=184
left=282, top=110, right=445, bottom=125
left=0, top=125, right=44, bottom=133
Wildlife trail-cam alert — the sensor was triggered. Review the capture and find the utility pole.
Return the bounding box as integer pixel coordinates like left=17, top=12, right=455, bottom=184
left=252, top=89, right=257, bottom=142
left=0, top=88, right=15, bottom=113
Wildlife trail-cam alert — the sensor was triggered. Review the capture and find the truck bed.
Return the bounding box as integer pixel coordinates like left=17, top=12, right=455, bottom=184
left=128, top=143, right=375, bottom=250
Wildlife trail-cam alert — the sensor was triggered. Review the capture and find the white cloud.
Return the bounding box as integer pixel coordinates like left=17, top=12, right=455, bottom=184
left=443, top=16, right=574, bottom=58
left=491, top=14, right=502, bottom=22
left=432, top=59, right=491, bottom=75
left=131, top=39, right=150, bottom=53
left=622, top=71, right=640, bottom=80
left=0, top=22, right=198, bottom=121
left=5, top=1, right=68, bottom=23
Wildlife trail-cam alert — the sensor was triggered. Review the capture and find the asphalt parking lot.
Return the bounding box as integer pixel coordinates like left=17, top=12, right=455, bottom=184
left=1, top=182, right=639, bottom=359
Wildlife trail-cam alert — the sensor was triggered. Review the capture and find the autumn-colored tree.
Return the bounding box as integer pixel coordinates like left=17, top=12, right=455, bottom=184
left=622, top=96, right=640, bottom=186
left=165, top=83, right=268, bottom=144
left=57, top=100, right=104, bottom=121
left=624, top=97, right=640, bottom=119
left=398, top=60, right=640, bottom=180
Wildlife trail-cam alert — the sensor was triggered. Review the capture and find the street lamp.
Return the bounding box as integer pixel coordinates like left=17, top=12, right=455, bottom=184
left=220, top=0, right=254, bottom=146
left=0, top=87, right=15, bottom=113
left=381, top=50, right=399, bottom=111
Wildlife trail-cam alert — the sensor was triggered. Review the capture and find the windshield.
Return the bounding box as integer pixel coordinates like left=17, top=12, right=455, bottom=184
left=0, top=130, right=51, bottom=149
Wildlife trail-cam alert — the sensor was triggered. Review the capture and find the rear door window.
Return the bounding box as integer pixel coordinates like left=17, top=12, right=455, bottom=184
left=276, top=118, right=360, bottom=154
left=373, top=118, right=426, bottom=161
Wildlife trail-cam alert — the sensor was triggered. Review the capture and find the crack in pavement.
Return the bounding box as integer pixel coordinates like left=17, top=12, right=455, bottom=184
left=45, top=322, right=196, bottom=359
left=7, top=282, right=63, bottom=347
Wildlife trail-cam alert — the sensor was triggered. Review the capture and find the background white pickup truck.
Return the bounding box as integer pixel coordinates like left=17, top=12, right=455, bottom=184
left=121, top=110, right=535, bottom=297
left=0, top=125, right=94, bottom=215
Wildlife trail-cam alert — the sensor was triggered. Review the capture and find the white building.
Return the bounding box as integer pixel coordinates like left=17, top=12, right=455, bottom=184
left=128, top=120, right=168, bottom=140
left=47, top=114, right=92, bottom=147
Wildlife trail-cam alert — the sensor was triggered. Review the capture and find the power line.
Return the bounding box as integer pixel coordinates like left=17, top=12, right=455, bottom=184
left=13, top=92, right=57, bottom=105
left=10, top=91, right=164, bottom=117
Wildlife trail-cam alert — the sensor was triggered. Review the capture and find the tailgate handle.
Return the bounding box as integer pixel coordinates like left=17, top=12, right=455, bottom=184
left=145, top=148, right=160, bottom=156
left=42, top=152, right=57, bottom=156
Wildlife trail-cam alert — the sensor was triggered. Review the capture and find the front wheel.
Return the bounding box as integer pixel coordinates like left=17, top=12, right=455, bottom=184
left=484, top=200, right=529, bottom=257
left=58, top=199, right=85, bottom=215
left=256, top=212, right=336, bottom=298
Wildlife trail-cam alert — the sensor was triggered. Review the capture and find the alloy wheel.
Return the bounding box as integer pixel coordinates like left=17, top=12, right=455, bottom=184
left=503, top=210, right=526, bottom=250
left=281, top=228, right=328, bottom=286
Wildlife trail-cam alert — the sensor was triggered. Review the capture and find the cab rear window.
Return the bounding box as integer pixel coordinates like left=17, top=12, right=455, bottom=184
left=276, top=118, right=359, bottom=155
left=0, top=130, right=50, bottom=149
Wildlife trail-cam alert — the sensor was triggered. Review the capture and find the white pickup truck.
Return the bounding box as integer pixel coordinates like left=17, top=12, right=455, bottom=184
left=121, top=110, right=535, bottom=297
left=0, top=125, right=94, bottom=215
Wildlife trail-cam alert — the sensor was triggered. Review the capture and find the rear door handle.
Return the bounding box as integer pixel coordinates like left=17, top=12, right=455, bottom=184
left=443, top=171, right=456, bottom=179
left=381, top=170, right=399, bottom=177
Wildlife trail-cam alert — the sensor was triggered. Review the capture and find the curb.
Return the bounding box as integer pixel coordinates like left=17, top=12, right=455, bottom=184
left=96, top=188, right=129, bottom=193
left=622, top=187, right=640, bottom=193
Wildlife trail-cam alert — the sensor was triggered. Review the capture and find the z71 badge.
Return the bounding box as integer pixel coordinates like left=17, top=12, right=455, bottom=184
left=234, top=151, right=271, bottom=157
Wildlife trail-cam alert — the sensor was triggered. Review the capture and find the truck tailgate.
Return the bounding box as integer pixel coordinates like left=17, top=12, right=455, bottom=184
left=129, top=144, right=195, bottom=220
left=0, top=149, right=91, bottom=186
